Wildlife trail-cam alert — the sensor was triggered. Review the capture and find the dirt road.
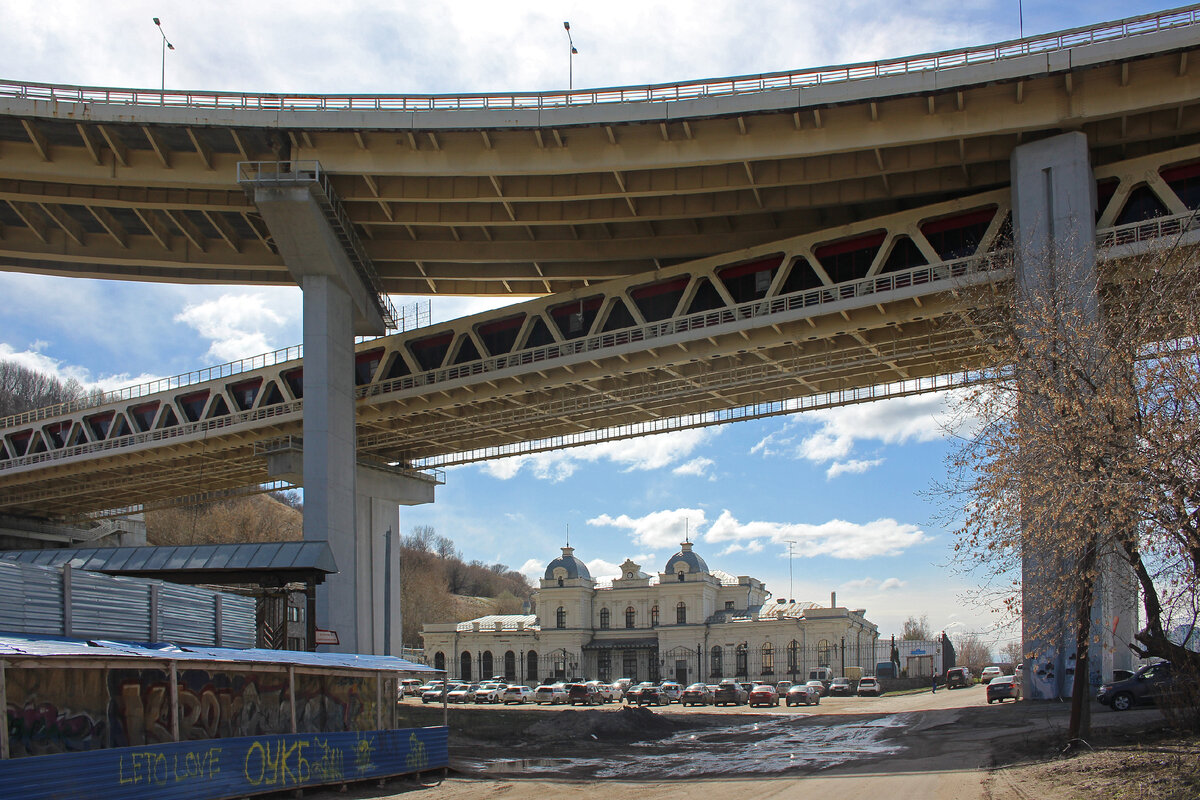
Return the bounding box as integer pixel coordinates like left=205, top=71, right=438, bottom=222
left=309, top=686, right=1161, bottom=800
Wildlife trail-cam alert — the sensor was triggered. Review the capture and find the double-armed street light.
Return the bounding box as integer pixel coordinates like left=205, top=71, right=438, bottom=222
left=153, top=17, right=175, bottom=95
left=563, top=21, right=578, bottom=93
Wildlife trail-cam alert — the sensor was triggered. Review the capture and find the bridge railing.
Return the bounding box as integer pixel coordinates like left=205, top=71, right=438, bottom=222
left=1, top=5, right=1197, bottom=112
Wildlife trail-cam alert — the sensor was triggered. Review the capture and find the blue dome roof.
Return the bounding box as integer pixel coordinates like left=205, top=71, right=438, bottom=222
left=665, top=542, right=708, bottom=574
left=545, top=546, right=591, bottom=580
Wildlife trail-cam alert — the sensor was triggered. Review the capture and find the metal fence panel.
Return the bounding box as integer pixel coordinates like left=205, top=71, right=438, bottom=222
left=158, top=583, right=219, bottom=644
left=71, top=570, right=151, bottom=641
left=0, top=726, right=448, bottom=800
left=219, top=595, right=256, bottom=648
left=0, top=561, right=63, bottom=635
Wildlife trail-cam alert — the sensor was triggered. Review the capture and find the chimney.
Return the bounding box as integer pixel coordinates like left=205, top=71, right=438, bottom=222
left=830, top=591, right=837, bottom=608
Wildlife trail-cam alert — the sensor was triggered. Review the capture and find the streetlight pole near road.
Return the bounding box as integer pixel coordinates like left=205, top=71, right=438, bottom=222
left=563, top=21, right=578, bottom=93
left=153, top=17, right=174, bottom=94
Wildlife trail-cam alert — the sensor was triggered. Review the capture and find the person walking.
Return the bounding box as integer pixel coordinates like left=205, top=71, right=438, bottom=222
left=931, top=671, right=938, bottom=693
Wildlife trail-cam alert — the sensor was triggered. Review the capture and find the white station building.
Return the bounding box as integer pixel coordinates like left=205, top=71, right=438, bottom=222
left=421, top=542, right=878, bottom=685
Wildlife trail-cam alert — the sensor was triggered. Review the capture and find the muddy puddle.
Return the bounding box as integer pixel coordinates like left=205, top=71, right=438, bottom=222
left=455, top=713, right=908, bottom=779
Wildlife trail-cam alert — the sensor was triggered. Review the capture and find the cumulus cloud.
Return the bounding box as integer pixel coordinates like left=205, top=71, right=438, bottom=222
left=588, top=508, right=707, bottom=551
left=478, top=428, right=719, bottom=482
left=585, top=558, right=623, bottom=583
left=672, top=457, right=714, bottom=477
left=878, top=577, right=905, bottom=591
left=841, top=576, right=907, bottom=592
left=704, top=510, right=927, bottom=559
left=174, top=293, right=293, bottom=363
left=826, top=458, right=884, bottom=479
left=0, top=342, right=160, bottom=394
left=517, top=558, right=544, bottom=586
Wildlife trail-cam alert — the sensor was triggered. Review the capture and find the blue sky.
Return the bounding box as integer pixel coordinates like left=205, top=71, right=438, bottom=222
left=0, top=0, right=1178, bottom=653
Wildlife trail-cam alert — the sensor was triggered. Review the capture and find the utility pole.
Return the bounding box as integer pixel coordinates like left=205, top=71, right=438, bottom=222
left=783, top=540, right=796, bottom=603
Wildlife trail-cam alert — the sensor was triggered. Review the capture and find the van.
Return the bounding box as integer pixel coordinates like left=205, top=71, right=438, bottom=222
left=808, top=667, right=833, bottom=686
left=875, top=661, right=897, bottom=680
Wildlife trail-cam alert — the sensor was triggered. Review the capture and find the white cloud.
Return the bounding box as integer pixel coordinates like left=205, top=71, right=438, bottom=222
left=478, top=428, right=719, bottom=482
left=840, top=576, right=907, bottom=593
left=826, top=458, right=884, bottom=479
left=703, top=510, right=928, bottom=559
left=672, top=457, right=714, bottom=477
left=878, top=577, right=905, bottom=591
left=585, top=558, right=622, bottom=583
left=588, top=508, right=707, bottom=551
left=0, top=342, right=160, bottom=395
left=517, top=558, right=544, bottom=586
left=174, top=293, right=293, bottom=363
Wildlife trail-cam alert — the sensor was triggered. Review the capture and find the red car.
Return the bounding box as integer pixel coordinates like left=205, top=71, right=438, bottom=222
left=748, top=683, right=780, bottom=707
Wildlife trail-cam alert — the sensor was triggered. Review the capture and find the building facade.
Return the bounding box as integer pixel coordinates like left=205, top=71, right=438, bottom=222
left=421, top=543, right=878, bottom=686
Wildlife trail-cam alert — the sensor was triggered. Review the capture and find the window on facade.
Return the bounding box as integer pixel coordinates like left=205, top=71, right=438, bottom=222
left=651, top=606, right=660, bottom=626
left=623, top=652, right=638, bottom=682
left=434, top=651, right=445, bottom=671
left=676, top=602, right=687, bottom=624
left=625, top=606, right=636, bottom=628
left=817, top=639, right=831, bottom=667
left=598, top=651, right=612, bottom=681
left=710, top=646, right=723, bottom=678
left=504, top=650, right=516, bottom=680
left=558, top=577, right=564, bottom=587
left=787, top=640, right=800, bottom=677
left=460, top=651, right=472, bottom=681
left=527, top=650, right=538, bottom=682
left=725, top=600, right=735, bottom=610
left=678, top=572, right=685, bottom=582
left=735, top=643, right=748, bottom=676
left=761, top=642, right=775, bottom=675
left=482, top=651, right=493, bottom=676
left=599, top=608, right=610, bottom=629
left=556, top=606, right=567, bottom=628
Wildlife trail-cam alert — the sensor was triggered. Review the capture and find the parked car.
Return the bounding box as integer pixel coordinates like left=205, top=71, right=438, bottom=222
left=785, top=683, right=821, bottom=706
left=945, top=667, right=973, bottom=689
left=775, top=680, right=794, bottom=694
left=681, top=682, right=714, bottom=706
left=805, top=679, right=828, bottom=697
left=585, top=681, right=619, bottom=702
left=980, top=666, right=1003, bottom=684
left=534, top=683, right=569, bottom=705
left=986, top=675, right=1021, bottom=703
left=421, top=683, right=457, bottom=703
left=748, top=683, right=780, bottom=707
left=658, top=682, right=684, bottom=703
left=446, top=683, right=480, bottom=703
left=399, top=679, right=424, bottom=698
left=473, top=683, right=506, bottom=703
left=1098, top=661, right=1177, bottom=711
left=808, top=667, right=834, bottom=687
left=614, top=678, right=634, bottom=694
left=856, top=677, right=881, bottom=697
left=624, top=682, right=655, bottom=704
left=567, top=683, right=603, bottom=705
left=501, top=685, right=534, bottom=704
left=828, top=677, right=854, bottom=696
left=634, top=684, right=669, bottom=706
left=714, top=679, right=748, bottom=706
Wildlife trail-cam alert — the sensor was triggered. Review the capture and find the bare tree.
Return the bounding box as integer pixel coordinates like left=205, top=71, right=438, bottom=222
left=0, top=360, right=90, bottom=417
left=901, top=615, right=933, bottom=641
left=955, top=634, right=992, bottom=673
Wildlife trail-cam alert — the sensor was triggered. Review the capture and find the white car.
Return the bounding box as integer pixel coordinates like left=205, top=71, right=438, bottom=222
left=446, top=683, right=479, bottom=703
left=501, top=685, right=534, bottom=704
left=586, top=680, right=619, bottom=702
left=857, top=676, right=882, bottom=696
left=658, top=681, right=684, bottom=703
left=980, top=666, right=1003, bottom=684
left=399, top=679, right=424, bottom=698
left=473, top=682, right=506, bottom=703
left=534, top=683, right=569, bottom=704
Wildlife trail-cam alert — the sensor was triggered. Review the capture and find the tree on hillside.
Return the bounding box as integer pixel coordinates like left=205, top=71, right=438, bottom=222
left=901, top=615, right=933, bottom=640
left=943, top=238, right=1200, bottom=740
left=0, top=360, right=97, bottom=417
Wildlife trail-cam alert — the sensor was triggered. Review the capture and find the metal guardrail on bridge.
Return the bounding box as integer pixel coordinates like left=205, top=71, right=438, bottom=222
left=0, top=5, right=1197, bottom=112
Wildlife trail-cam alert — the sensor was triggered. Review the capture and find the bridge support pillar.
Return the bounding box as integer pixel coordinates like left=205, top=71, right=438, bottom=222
left=1011, top=132, right=1137, bottom=700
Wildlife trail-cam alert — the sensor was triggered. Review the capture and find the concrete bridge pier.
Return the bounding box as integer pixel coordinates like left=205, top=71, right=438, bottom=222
left=1011, top=132, right=1137, bottom=699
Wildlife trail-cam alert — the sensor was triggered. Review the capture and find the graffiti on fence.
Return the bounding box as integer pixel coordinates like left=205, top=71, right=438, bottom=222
left=6, top=667, right=109, bottom=756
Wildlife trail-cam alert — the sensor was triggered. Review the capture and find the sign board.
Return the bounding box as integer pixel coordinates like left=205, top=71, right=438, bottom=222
left=314, top=629, right=339, bottom=645
left=911, top=648, right=926, bottom=655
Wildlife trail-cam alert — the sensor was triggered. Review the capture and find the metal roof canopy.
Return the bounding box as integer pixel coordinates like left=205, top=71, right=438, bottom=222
left=0, top=541, right=337, bottom=587
left=0, top=632, right=439, bottom=673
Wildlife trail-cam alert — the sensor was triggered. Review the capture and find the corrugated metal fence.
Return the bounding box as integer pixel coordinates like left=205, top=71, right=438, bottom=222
left=0, top=560, right=253, bottom=646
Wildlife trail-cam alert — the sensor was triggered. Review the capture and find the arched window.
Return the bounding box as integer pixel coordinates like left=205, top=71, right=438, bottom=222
left=625, top=606, right=636, bottom=628
left=710, top=645, right=723, bottom=678
left=817, top=639, right=831, bottom=667
left=651, top=605, right=660, bottom=626
left=599, top=608, right=611, bottom=629
left=556, top=607, right=567, bottom=629
left=761, top=642, right=775, bottom=675
left=678, top=571, right=685, bottom=582
left=481, top=651, right=493, bottom=677
left=558, top=577, right=564, bottom=587
left=676, top=602, right=687, bottom=624
left=460, top=651, right=472, bottom=681
left=787, top=640, right=800, bottom=677
left=504, top=650, right=516, bottom=680
left=735, top=643, right=748, bottom=677
left=527, top=650, right=538, bottom=682
left=434, top=651, right=445, bottom=671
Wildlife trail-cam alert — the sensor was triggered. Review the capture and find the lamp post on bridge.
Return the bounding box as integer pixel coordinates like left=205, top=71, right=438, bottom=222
left=563, top=21, right=578, bottom=94
left=152, top=17, right=175, bottom=96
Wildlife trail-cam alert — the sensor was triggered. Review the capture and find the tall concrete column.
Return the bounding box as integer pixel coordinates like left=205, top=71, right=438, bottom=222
left=1011, top=132, right=1136, bottom=699
left=301, top=274, right=359, bottom=651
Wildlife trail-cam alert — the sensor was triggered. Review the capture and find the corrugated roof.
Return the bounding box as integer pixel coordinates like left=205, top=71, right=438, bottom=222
left=0, top=632, right=438, bottom=672
left=454, top=614, right=538, bottom=632
left=0, top=542, right=338, bottom=576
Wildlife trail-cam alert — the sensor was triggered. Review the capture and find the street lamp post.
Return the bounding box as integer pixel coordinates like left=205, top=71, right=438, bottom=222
left=563, top=21, right=578, bottom=94
left=152, top=17, right=175, bottom=96
left=783, top=540, right=796, bottom=603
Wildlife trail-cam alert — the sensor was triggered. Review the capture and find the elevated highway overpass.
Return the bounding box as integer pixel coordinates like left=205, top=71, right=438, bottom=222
left=1, top=6, right=1199, bottom=664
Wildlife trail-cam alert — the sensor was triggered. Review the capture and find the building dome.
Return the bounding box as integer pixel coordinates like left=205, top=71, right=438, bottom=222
left=665, top=541, right=708, bottom=575
left=544, top=546, right=591, bottom=581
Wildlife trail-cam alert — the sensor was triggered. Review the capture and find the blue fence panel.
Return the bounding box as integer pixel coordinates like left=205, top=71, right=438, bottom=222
left=0, top=726, right=448, bottom=800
